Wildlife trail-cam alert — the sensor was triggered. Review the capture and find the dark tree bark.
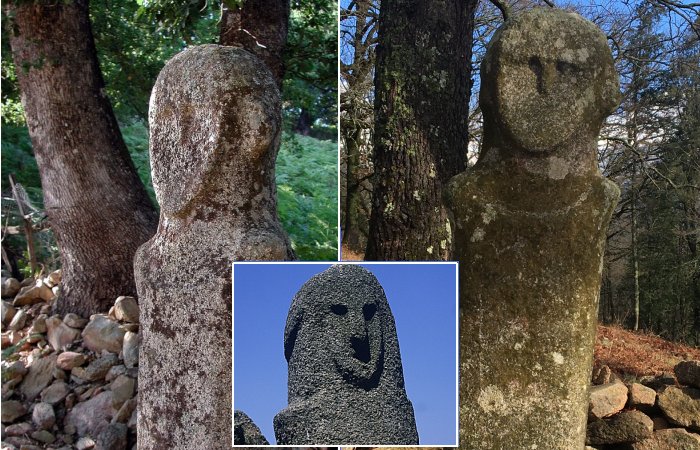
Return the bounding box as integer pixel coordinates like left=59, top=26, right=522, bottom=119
left=220, top=0, right=290, bottom=87
left=294, top=108, right=312, bottom=135
left=5, top=0, right=158, bottom=317
left=366, top=0, right=477, bottom=260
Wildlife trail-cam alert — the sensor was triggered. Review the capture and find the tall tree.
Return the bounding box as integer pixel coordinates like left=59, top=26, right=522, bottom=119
left=366, top=0, right=477, bottom=260
left=220, top=0, right=290, bottom=87
left=5, top=0, right=158, bottom=316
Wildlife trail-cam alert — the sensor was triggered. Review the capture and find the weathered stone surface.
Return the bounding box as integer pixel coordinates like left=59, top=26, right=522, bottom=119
left=47, top=269, right=62, bottom=287
left=2, top=277, right=20, bottom=298
left=41, top=381, right=69, bottom=405
left=590, top=382, right=629, bottom=419
left=96, top=423, right=127, bottom=450
left=112, top=398, right=136, bottom=424
left=29, top=314, right=47, bottom=334
left=657, top=386, right=700, bottom=431
left=274, top=265, right=417, bottom=445
left=629, top=382, right=657, bottom=409
left=31, top=429, right=55, bottom=444
left=72, top=354, right=119, bottom=382
left=7, top=309, right=27, bottom=331
left=593, top=365, right=620, bottom=385
left=134, top=44, right=294, bottom=450
left=4, top=421, right=32, bottom=436
left=586, top=410, right=653, bottom=445
left=65, top=390, right=113, bottom=437
left=446, top=8, right=620, bottom=449
left=630, top=428, right=700, bottom=450
left=113, top=296, right=139, bottom=323
left=1, top=400, right=27, bottom=423
left=121, top=331, right=139, bottom=369
left=1, top=300, right=16, bottom=325
left=676, top=361, right=700, bottom=389
left=13, top=280, right=53, bottom=306
left=233, top=410, right=269, bottom=445
left=82, top=315, right=125, bottom=354
left=641, top=373, right=677, bottom=391
left=56, top=351, right=86, bottom=370
left=46, top=316, right=80, bottom=351
left=32, top=402, right=55, bottom=430
left=63, top=313, right=88, bottom=329
left=1, top=360, right=27, bottom=383
left=110, top=375, right=135, bottom=409
left=19, top=354, right=58, bottom=401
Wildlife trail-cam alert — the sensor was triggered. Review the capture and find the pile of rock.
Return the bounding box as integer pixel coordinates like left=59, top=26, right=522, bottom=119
left=586, top=361, right=700, bottom=449
left=1, top=275, right=140, bottom=450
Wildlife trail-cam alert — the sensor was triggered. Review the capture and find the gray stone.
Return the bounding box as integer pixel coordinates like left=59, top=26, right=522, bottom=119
left=134, top=44, right=294, bottom=450
left=1, top=300, right=16, bottom=325
left=110, top=375, right=135, bottom=409
left=590, top=382, right=629, bottom=419
left=273, top=265, right=418, bottom=445
left=19, top=354, right=58, bottom=401
left=445, top=9, right=620, bottom=450
left=41, top=381, right=69, bottom=405
left=47, top=269, right=62, bottom=287
left=13, top=280, right=53, bottom=306
left=233, top=410, right=269, bottom=445
left=30, top=429, right=55, bottom=444
left=7, top=309, right=26, bottom=331
left=76, top=436, right=97, bottom=450
left=105, top=365, right=127, bottom=382
left=593, top=365, right=620, bottom=385
left=630, top=428, right=700, bottom=450
left=1, top=360, right=27, bottom=383
left=82, top=315, right=125, bottom=354
left=113, top=296, right=139, bottom=324
left=2, top=278, right=20, bottom=298
left=56, top=351, right=86, bottom=370
left=586, top=410, right=654, bottom=445
left=657, top=386, right=700, bottom=431
left=65, top=390, right=113, bottom=437
left=96, top=422, right=127, bottom=450
left=112, top=398, right=136, bottom=424
left=1, top=400, right=27, bottom=423
left=676, top=360, right=700, bottom=389
left=63, top=313, right=88, bottom=329
left=46, top=316, right=80, bottom=351
left=28, top=314, right=47, bottom=334
left=72, top=354, right=119, bottom=382
left=122, top=331, right=139, bottom=369
left=32, top=402, right=55, bottom=430
left=4, top=422, right=32, bottom=436
left=641, top=373, right=677, bottom=391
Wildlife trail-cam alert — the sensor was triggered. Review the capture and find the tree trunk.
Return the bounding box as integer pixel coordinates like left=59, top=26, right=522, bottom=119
left=5, top=0, right=158, bottom=317
left=366, top=0, right=476, bottom=260
left=220, top=0, right=290, bottom=87
left=342, top=125, right=366, bottom=250
left=294, top=108, right=312, bottom=135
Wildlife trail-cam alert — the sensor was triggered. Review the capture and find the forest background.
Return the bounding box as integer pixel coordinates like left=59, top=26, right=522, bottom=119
left=1, top=0, right=339, bottom=273
left=340, top=0, right=700, bottom=345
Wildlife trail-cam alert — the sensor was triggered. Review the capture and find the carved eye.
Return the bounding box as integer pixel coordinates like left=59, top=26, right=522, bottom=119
left=556, top=60, right=578, bottom=76
left=331, top=304, right=348, bottom=315
left=363, top=304, right=377, bottom=321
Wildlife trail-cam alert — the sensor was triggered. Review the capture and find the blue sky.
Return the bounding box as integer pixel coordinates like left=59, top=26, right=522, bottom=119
left=232, top=262, right=458, bottom=445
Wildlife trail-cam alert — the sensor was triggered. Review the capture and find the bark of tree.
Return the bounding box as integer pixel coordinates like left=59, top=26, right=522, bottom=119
left=220, top=0, right=290, bottom=87
left=366, top=0, right=477, bottom=260
left=5, top=0, right=158, bottom=317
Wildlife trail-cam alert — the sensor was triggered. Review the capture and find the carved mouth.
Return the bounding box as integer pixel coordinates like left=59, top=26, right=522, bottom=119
left=351, top=336, right=371, bottom=363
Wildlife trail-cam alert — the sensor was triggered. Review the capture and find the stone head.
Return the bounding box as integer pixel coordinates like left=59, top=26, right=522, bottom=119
left=480, top=8, right=620, bottom=153
left=148, top=45, right=281, bottom=216
left=284, top=265, right=405, bottom=399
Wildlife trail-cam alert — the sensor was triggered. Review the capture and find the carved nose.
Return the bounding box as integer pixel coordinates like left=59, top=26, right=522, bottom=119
left=351, top=335, right=371, bottom=363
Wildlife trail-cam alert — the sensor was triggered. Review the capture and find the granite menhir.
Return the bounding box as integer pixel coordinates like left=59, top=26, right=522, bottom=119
left=274, top=265, right=418, bottom=445
left=134, top=45, right=294, bottom=450
left=445, top=8, right=621, bottom=449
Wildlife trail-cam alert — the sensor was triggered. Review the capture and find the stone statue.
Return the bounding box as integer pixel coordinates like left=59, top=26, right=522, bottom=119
left=445, top=8, right=621, bottom=449
left=274, top=265, right=418, bottom=445
left=135, top=45, right=294, bottom=449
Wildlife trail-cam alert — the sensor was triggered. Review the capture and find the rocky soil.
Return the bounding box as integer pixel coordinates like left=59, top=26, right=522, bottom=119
left=2, top=273, right=139, bottom=450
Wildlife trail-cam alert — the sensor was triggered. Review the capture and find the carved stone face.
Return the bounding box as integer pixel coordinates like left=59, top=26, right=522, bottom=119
left=327, top=295, right=383, bottom=386
left=148, top=45, right=280, bottom=216
left=480, top=9, right=620, bottom=153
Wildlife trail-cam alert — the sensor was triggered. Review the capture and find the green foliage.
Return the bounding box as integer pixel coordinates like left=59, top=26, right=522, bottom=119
left=277, top=133, right=338, bottom=260
left=0, top=125, right=41, bottom=204
left=119, top=120, right=156, bottom=205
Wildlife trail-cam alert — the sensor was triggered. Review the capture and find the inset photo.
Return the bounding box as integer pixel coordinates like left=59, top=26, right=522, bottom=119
left=232, top=262, right=458, bottom=446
